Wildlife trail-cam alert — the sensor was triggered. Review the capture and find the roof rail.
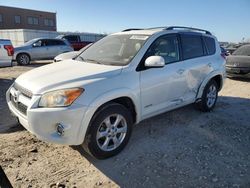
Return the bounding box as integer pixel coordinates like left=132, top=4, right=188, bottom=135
left=166, top=26, right=212, bottom=35
left=122, top=28, right=143, bottom=32
left=147, top=27, right=168, bottom=30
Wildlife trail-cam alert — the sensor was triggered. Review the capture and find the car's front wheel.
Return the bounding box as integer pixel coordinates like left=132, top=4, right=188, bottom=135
left=197, top=79, right=218, bottom=112
left=83, top=103, right=133, bottom=159
left=16, top=53, right=30, bottom=65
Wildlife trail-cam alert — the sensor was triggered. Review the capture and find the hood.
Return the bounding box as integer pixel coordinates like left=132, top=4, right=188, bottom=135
left=226, top=55, right=250, bottom=67
left=15, top=60, right=123, bottom=94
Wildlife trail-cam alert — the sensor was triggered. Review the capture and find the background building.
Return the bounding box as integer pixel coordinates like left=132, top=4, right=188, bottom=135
left=0, top=6, right=105, bottom=47
left=0, top=29, right=106, bottom=46
left=0, top=6, right=57, bottom=31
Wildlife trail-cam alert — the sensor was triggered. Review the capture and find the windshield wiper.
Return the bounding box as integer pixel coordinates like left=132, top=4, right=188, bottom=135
left=85, top=59, right=103, bottom=64
left=75, top=55, right=85, bottom=62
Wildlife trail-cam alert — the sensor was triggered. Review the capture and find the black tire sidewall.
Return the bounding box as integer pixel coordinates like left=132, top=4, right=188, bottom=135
left=200, top=80, right=218, bottom=111
left=85, top=103, right=133, bottom=159
left=17, top=53, right=30, bottom=65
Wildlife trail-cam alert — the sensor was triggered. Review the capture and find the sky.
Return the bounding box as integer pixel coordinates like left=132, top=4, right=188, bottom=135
left=0, top=0, right=250, bottom=43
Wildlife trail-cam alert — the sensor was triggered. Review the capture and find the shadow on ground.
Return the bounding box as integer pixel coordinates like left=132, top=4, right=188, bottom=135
left=0, top=78, right=18, bottom=133
left=227, top=76, right=250, bottom=82
left=73, top=96, right=250, bottom=187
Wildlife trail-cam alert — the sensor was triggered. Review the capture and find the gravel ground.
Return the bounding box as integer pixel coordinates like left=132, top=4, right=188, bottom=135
left=0, top=62, right=250, bottom=188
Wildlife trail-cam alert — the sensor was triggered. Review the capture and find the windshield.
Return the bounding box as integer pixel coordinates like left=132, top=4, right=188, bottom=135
left=76, top=34, right=149, bottom=66
left=232, top=45, right=250, bottom=56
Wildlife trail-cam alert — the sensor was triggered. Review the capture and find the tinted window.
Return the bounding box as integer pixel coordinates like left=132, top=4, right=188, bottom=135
left=64, top=35, right=78, bottom=42
left=54, top=40, right=66, bottom=45
left=145, top=35, right=180, bottom=64
left=40, top=40, right=51, bottom=46
left=181, top=35, right=204, bottom=60
left=45, top=39, right=64, bottom=46
left=204, top=36, right=216, bottom=55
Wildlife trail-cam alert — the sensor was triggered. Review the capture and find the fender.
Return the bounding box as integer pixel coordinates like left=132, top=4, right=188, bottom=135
left=14, top=51, right=31, bottom=60
left=196, top=70, right=224, bottom=99
left=76, top=88, right=141, bottom=144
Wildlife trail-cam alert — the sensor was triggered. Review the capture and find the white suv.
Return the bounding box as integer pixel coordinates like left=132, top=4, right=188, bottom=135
left=6, top=26, right=226, bottom=159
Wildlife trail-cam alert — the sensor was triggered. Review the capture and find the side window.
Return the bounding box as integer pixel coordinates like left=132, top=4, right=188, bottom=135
left=56, top=40, right=66, bottom=45
left=203, top=36, right=216, bottom=55
left=181, top=35, right=204, bottom=60
left=33, top=40, right=42, bottom=47
left=146, top=35, right=180, bottom=64
left=41, top=40, right=50, bottom=46
left=64, top=35, right=78, bottom=42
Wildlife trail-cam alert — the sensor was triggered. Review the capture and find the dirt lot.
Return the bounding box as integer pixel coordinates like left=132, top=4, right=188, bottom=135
left=0, top=62, right=250, bottom=188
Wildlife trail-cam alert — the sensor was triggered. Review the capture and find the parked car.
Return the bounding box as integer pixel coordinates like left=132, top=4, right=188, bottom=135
left=56, top=34, right=92, bottom=51
left=0, top=39, right=14, bottom=67
left=54, top=43, right=92, bottom=62
left=6, top=26, right=226, bottom=159
left=226, top=44, right=250, bottom=77
left=13, top=38, right=74, bottom=65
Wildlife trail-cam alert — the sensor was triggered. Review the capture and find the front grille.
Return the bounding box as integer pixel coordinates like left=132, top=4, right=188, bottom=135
left=10, top=93, right=28, bottom=115
left=13, top=83, right=33, bottom=98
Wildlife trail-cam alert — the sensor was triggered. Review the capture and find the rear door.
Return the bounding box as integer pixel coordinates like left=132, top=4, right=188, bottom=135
left=179, top=33, right=213, bottom=101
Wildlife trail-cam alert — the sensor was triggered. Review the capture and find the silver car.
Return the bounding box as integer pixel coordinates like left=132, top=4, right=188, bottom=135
left=13, top=38, right=74, bottom=65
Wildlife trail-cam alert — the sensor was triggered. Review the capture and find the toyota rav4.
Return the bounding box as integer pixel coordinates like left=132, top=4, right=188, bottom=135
left=6, top=26, right=226, bottom=159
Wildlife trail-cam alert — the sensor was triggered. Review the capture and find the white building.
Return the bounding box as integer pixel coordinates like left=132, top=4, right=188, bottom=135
left=0, top=29, right=106, bottom=47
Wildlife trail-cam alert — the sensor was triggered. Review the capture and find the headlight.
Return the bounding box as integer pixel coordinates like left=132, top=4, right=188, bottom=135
left=39, top=88, right=84, bottom=107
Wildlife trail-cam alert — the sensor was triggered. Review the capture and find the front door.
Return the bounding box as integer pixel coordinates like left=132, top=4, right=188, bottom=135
left=140, top=35, right=188, bottom=119
left=31, top=39, right=51, bottom=60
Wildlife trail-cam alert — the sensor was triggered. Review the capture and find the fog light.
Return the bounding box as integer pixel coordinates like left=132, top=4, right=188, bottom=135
left=56, top=123, right=64, bottom=136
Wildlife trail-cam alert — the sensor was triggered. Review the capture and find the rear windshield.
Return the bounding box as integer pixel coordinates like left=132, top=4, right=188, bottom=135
left=232, top=45, right=250, bottom=56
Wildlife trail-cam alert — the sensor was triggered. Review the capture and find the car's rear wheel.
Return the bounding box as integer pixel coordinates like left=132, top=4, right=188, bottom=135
left=17, top=53, right=30, bottom=65
left=197, top=79, right=218, bottom=112
left=83, top=103, right=133, bottom=159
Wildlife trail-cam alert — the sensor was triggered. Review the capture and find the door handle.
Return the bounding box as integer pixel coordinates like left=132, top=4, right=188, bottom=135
left=207, top=63, right=212, bottom=67
left=177, top=69, right=185, bottom=75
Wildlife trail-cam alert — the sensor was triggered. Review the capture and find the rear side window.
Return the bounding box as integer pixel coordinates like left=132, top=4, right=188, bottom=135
left=54, top=40, right=66, bottom=45
left=64, top=35, right=78, bottom=42
left=204, top=36, right=216, bottom=55
left=181, top=35, right=204, bottom=60
left=47, top=40, right=66, bottom=46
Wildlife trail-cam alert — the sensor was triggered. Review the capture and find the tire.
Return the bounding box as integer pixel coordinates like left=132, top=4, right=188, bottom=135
left=196, top=79, right=218, bottom=112
left=83, top=103, right=133, bottom=159
left=17, top=53, right=30, bottom=65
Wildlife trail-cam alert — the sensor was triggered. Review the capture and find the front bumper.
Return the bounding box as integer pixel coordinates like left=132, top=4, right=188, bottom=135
left=6, top=87, right=91, bottom=145
left=226, top=66, right=250, bottom=77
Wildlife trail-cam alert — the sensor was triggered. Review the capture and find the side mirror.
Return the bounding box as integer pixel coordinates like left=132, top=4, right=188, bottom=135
left=145, top=56, right=165, bottom=68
